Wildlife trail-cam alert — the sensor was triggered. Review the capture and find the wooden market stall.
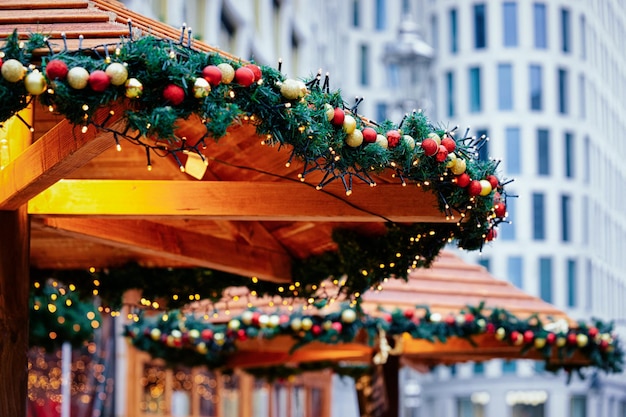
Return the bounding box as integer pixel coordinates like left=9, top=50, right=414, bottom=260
left=0, top=1, right=622, bottom=417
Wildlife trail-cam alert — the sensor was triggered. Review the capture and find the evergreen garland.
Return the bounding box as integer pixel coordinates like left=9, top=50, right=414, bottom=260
left=123, top=303, right=624, bottom=378
left=1, top=30, right=509, bottom=282
left=29, top=280, right=101, bottom=351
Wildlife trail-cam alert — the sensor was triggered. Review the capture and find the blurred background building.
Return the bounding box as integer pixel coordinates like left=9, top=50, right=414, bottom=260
left=120, top=0, right=626, bottom=416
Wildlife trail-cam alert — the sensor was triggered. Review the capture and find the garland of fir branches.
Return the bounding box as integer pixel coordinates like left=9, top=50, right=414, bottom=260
left=123, top=303, right=624, bottom=379
left=0, top=32, right=506, bottom=245
left=29, top=280, right=101, bottom=351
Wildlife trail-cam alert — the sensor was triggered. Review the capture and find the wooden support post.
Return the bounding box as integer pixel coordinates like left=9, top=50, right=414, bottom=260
left=0, top=108, right=33, bottom=417
left=0, top=205, right=30, bottom=417
left=382, top=355, right=400, bottom=417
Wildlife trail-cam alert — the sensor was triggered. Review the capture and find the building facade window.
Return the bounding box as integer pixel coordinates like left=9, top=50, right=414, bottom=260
left=500, top=195, right=516, bottom=240
left=376, top=102, right=388, bottom=123
left=474, top=4, right=487, bottom=49
left=478, top=257, right=490, bottom=272
left=570, top=395, right=586, bottom=417
left=473, top=362, right=485, bottom=375
left=502, top=361, right=517, bottom=374
left=507, top=256, right=523, bottom=288
left=561, top=194, right=571, bottom=242
left=583, top=136, right=591, bottom=184
left=469, top=67, right=482, bottom=113
left=352, top=0, right=360, bottom=27
left=558, top=68, right=569, bottom=114
left=375, top=0, right=386, bottom=30
left=579, top=74, right=586, bottom=119
left=565, top=132, right=574, bottom=178
left=498, top=63, right=513, bottom=110
left=512, top=403, right=545, bottom=417
left=446, top=71, right=455, bottom=117
left=431, top=14, right=439, bottom=51
left=585, top=259, right=592, bottom=310
left=580, top=15, right=586, bottom=60
left=359, top=44, right=369, bottom=86
left=505, top=127, right=521, bottom=175
left=450, top=8, right=458, bottom=53
left=533, top=3, right=547, bottom=49
left=537, top=129, right=550, bottom=175
left=476, top=128, right=488, bottom=161
left=561, top=8, right=571, bottom=53
left=503, top=2, right=518, bottom=47
left=219, top=8, right=237, bottom=53
left=539, top=257, right=553, bottom=302
left=567, top=259, right=577, bottom=308
left=530, top=65, right=543, bottom=110
left=532, top=193, right=546, bottom=240
left=457, top=397, right=486, bottom=417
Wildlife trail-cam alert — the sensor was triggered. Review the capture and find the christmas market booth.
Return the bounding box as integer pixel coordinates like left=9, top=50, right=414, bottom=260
left=0, top=1, right=622, bottom=417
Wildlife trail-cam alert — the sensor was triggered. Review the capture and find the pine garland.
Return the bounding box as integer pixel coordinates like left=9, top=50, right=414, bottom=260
left=123, top=303, right=624, bottom=378
left=1, top=30, right=509, bottom=270
left=29, top=280, right=101, bottom=351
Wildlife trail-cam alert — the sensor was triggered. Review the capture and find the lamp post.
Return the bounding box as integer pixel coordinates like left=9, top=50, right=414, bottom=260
left=383, top=16, right=434, bottom=119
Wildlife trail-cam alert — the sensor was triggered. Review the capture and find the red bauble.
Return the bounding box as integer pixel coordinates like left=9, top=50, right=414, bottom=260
left=494, top=202, right=507, bottom=218
left=163, top=84, right=185, bottom=105
left=523, top=330, right=535, bottom=344
left=245, top=64, right=262, bottom=81
left=202, top=65, right=222, bottom=86
left=444, top=315, right=456, bottom=325
left=468, top=180, right=483, bottom=196
left=567, top=333, right=578, bottom=345
left=464, top=313, right=474, bottom=323
left=46, top=59, right=69, bottom=80
left=486, top=174, right=499, bottom=190
left=386, top=130, right=401, bottom=148
left=403, top=309, right=414, bottom=319
left=331, top=322, right=343, bottom=333
left=311, top=324, right=322, bottom=336
left=510, top=330, right=521, bottom=343
left=486, top=323, right=496, bottom=334
left=435, top=145, right=449, bottom=162
left=421, top=138, right=438, bottom=156
left=88, top=70, right=110, bottom=92
left=456, top=173, right=471, bottom=188
left=331, top=107, right=345, bottom=126
left=237, top=329, right=247, bottom=341
left=588, top=327, right=599, bottom=338
left=546, top=333, right=556, bottom=345
left=251, top=312, right=261, bottom=326
left=441, top=136, right=456, bottom=153
left=201, top=329, right=213, bottom=340
left=485, top=228, right=497, bottom=242
left=599, top=339, right=609, bottom=351
left=235, top=67, right=255, bottom=87
left=362, top=127, right=378, bottom=143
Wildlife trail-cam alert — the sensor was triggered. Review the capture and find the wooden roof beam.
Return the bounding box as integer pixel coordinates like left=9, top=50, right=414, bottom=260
left=40, top=217, right=293, bottom=283
left=0, top=104, right=126, bottom=210
left=28, top=179, right=448, bottom=223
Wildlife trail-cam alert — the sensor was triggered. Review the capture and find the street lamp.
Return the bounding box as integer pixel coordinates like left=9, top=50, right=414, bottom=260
left=383, top=16, right=434, bottom=118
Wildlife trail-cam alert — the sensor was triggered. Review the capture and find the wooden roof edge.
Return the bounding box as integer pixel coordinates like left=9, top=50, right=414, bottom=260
left=0, top=0, right=241, bottom=62
left=90, top=0, right=241, bottom=61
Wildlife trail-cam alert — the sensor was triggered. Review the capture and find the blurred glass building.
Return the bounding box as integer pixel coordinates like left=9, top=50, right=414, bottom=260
left=120, top=1, right=626, bottom=416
